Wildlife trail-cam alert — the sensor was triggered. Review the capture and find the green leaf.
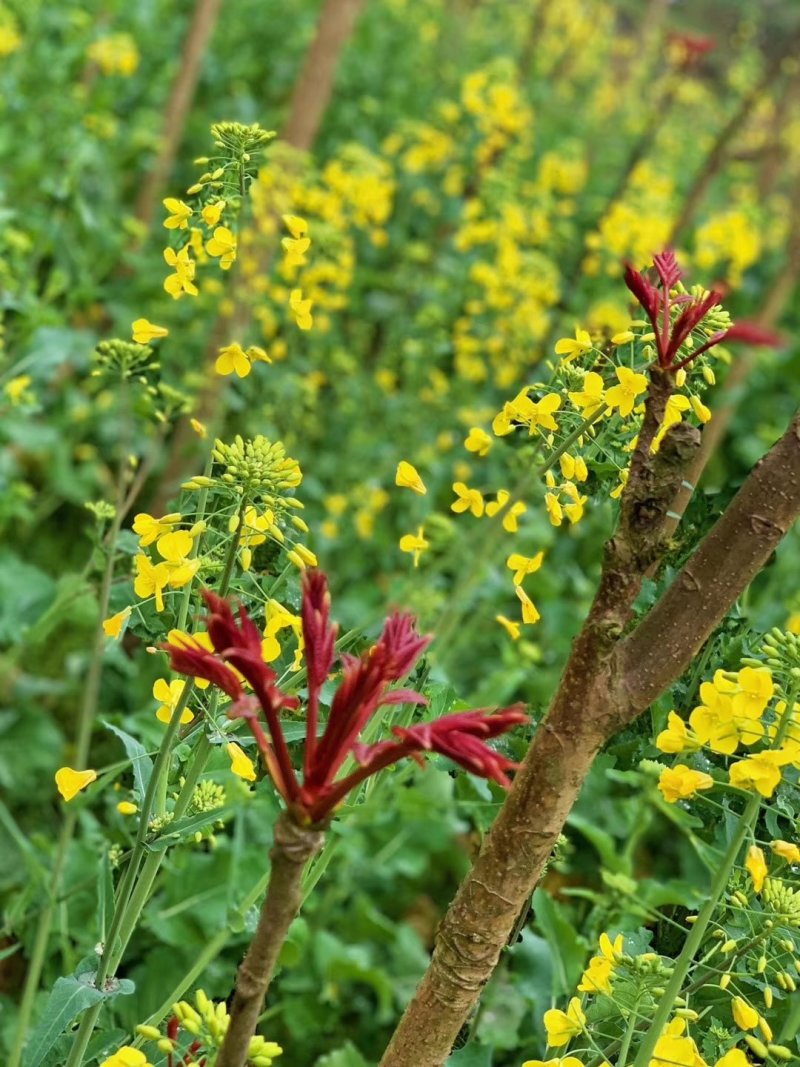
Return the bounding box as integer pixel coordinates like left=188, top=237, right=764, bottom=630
left=25, top=573, right=96, bottom=646
left=102, top=720, right=153, bottom=797
left=23, top=971, right=133, bottom=1067
left=314, top=1043, right=370, bottom=1067
left=448, top=1045, right=493, bottom=1066
left=532, top=888, right=588, bottom=997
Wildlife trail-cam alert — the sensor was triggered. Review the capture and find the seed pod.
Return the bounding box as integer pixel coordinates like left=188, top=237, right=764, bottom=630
left=744, top=1035, right=769, bottom=1059
left=767, top=1045, right=793, bottom=1060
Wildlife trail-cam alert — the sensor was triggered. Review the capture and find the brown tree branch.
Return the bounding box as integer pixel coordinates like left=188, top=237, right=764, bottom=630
left=379, top=405, right=800, bottom=1066
left=282, top=0, right=363, bottom=151
left=668, top=53, right=785, bottom=246
left=621, top=409, right=800, bottom=708
left=133, top=0, right=224, bottom=234
left=215, top=812, right=324, bottom=1067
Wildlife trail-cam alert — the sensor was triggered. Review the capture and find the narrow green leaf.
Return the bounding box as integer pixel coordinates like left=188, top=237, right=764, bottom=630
left=23, top=971, right=133, bottom=1067
left=102, top=720, right=153, bottom=796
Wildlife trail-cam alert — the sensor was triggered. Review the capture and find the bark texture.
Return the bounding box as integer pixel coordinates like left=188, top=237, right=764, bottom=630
left=134, top=0, right=224, bottom=233
left=215, top=813, right=324, bottom=1067
left=282, top=0, right=363, bottom=151
left=379, top=406, right=800, bottom=1066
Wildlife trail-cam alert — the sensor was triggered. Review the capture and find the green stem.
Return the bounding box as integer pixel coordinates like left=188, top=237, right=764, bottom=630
left=631, top=790, right=762, bottom=1067
left=9, top=456, right=128, bottom=1067
left=65, top=490, right=245, bottom=1067
left=536, top=404, right=608, bottom=477
left=616, top=993, right=642, bottom=1067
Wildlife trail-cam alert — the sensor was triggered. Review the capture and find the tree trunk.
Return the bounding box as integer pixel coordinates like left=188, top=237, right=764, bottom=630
left=282, top=0, right=363, bottom=151
left=379, top=406, right=800, bottom=1066
left=134, top=0, right=224, bottom=234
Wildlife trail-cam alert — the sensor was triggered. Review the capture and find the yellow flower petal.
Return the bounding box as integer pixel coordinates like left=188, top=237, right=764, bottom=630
left=55, top=767, right=97, bottom=802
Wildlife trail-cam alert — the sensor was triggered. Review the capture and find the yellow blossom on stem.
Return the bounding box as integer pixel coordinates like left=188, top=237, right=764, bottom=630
left=133, top=554, right=171, bottom=611
left=215, top=342, right=251, bottom=378
left=733, top=667, right=773, bottom=717
left=465, top=427, right=492, bottom=456
left=507, top=551, right=544, bottom=585
left=290, top=288, right=313, bottom=330
left=227, top=741, right=257, bottom=781
left=612, top=330, right=635, bottom=345
left=116, top=801, right=137, bottom=816
left=605, top=366, right=648, bottom=417
left=745, top=845, right=768, bottom=893
left=524, top=1060, right=584, bottom=1067
left=555, top=327, right=593, bottom=363
left=650, top=1018, right=707, bottom=1067
left=451, top=481, right=484, bottom=516
left=190, top=418, right=207, bottom=438
left=133, top=512, right=181, bottom=546
left=55, top=767, right=97, bottom=802
left=485, top=489, right=509, bottom=517
left=690, top=394, right=711, bottom=423
left=103, top=607, right=131, bottom=639
left=656, top=711, right=700, bottom=754
left=771, top=839, right=800, bottom=864
left=399, top=526, right=429, bottom=566
left=515, top=585, right=540, bottom=624
left=152, top=678, right=194, bottom=725
left=545, top=492, right=563, bottom=526
left=731, top=996, right=759, bottom=1031
left=162, top=198, right=192, bottom=229
left=100, top=1048, right=152, bottom=1067
left=201, top=200, right=225, bottom=227
left=658, top=764, right=714, bottom=803
left=562, top=482, right=587, bottom=525
left=283, top=214, right=308, bottom=239
left=503, top=500, right=527, bottom=532
left=206, top=225, right=237, bottom=269
left=568, top=371, right=606, bottom=418
left=282, top=235, right=311, bottom=266
left=729, top=750, right=788, bottom=798
left=713, top=1051, right=749, bottom=1067
left=131, top=318, right=168, bottom=344
left=163, top=246, right=198, bottom=298
left=543, top=997, right=586, bottom=1047
left=651, top=394, right=692, bottom=452
left=395, top=461, right=427, bottom=494
left=496, top=615, right=521, bottom=640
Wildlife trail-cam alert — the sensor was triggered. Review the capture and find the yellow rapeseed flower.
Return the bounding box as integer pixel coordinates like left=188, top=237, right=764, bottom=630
left=103, top=607, right=131, bottom=639
left=152, top=678, right=194, bottom=725
left=543, top=997, right=586, bottom=1047
left=163, top=198, right=192, bottom=230
left=745, top=845, right=768, bottom=894
left=729, top=751, right=787, bottom=798
left=290, top=288, right=313, bottom=330
left=658, top=764, right=714, bottom=803
left=507, top=551, right=544, bottom=586
left=395, top=461, right=427, bottom=494
left=771, top=839, right=800, bottom=864
left=206, top=225, right=237, bottom=269
left=731, top=996, right=759, bottom=1031
left=131, top=319, right=168, bottom=344
left=100, top=1048, right=152, bottom=1067
left=163, top=246, right=198, bottom=298
left=399, top=526, right=429, bottom=566
left=201, top=200, right=225, bottom=227
left=568, top=371, right=606, bottom=418
left=451, top=482, right=484, bottom=517
left=227, top=742, right=257, bottom=781
left=215, top=342, right=251, bottom=378
left=55, top=767, right=97, bottom=802
left=496, top=615, right=521, bottom=640
left=116, top=801, right=138, bottom=816
left=465, top=427, right=492, bottom=456
left=515, top=585, right=540, bottom=624
left=605, top=366, right=648, bottom=417
left=555, top=327, right=592, bottom=363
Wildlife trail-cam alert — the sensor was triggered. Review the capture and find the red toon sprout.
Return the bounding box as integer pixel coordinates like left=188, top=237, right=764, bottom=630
left=163, top=572, right=527, bottom=824
left=623, top=249, right=782, bottom=373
